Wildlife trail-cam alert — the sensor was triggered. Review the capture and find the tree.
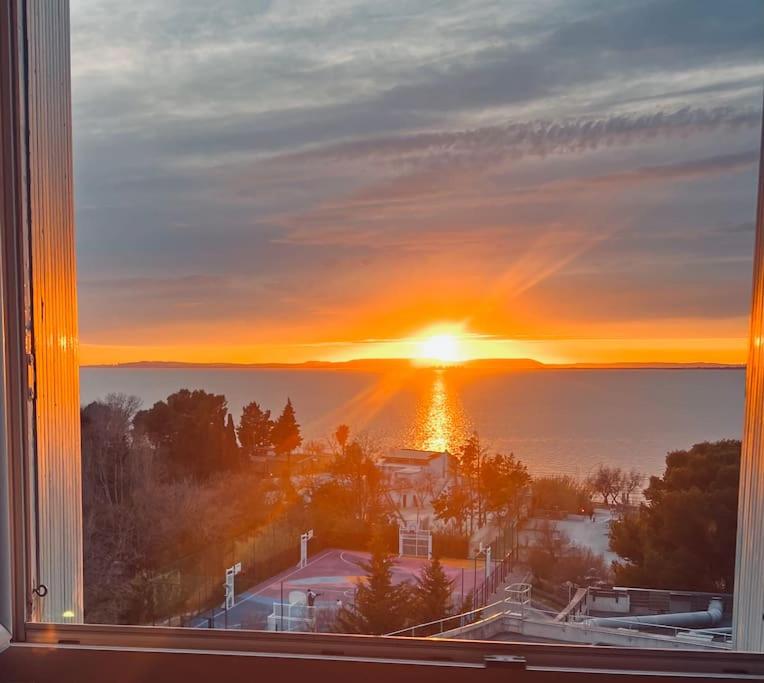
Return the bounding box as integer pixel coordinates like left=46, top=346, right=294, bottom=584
left=528, top=520, right=609, bottom=587
left=618, top=468, right=644, bottom=506
left=335, top=424, right=350, bottom=456
left=432, top=483, right=472, bottom=534
left=223, top=413, right=241, bottom=469
left=528, top=520, right=570, bottom=579
left=82, top=394, right=148, bottom=622
left=411, top=470, right=438, bottom=525
left=335, top=532, right=411, bottom=634
left=413, top=557, right=454, bottom=625
left=330, top=440, right=389, bottom=524
left=271, top=398, right=302, bottom=457
left=610, top=440, right=740, bottom=592
left=586, top=464, right=623, bottom=506
left=134, top=389, right=231, bottom=481
left=459, top=433, right=488, bottom=529
left=82, top=392, right=276, bottom=625
left=81, top=393, right=143, bottom=508
left=481, top=451, right=530, bottom=525
left=532, top=475, right=592, bottom=515
left=237, top=401, right=273, bottom=458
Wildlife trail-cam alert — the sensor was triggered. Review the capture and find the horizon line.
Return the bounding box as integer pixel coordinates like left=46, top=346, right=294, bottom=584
left=79, top=357, right=747, bottom=370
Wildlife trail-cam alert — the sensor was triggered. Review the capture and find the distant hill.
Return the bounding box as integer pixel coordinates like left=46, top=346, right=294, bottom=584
left=81, top=358, right=743, bottom=371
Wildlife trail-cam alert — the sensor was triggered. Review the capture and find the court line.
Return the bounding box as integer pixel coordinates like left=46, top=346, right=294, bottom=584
left=203, top=548, right=337, bottom=623
left=338, top=550, right=365, bottom=569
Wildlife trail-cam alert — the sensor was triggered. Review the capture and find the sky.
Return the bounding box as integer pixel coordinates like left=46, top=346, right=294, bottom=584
left=70, top=0, right=764, bottom=366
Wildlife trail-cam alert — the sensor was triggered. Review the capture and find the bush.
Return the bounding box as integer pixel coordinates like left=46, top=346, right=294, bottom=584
left=528, top=520, right=610, bottom=588
left=532, top=475, right=592, bottom=515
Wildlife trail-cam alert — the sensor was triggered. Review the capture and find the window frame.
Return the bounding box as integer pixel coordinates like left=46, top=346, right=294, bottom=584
left=2, top=0, right=764, bottom=678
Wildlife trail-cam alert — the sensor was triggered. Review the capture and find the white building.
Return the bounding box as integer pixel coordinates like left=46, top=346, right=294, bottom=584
left=379, top=448, right=455, bottom=514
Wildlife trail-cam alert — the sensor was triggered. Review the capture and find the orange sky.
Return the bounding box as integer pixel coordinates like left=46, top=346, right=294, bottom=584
left=71, top=1, right=762, bottom=368
left=79, top=328, right=749, bottom=367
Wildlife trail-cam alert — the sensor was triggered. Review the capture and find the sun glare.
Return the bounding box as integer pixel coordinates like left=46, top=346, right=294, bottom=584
left=417, top=334, right=462, bottom=364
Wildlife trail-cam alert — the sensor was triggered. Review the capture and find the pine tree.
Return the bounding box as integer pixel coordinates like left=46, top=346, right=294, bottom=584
left=335, top=533, right=411, bottom=635
left=413, top=556, right=454, bottom=624
left=237, top=401, right=273, bottom=458
left=271, top=398, right=302, bottom=457
left=224, top=413, right=240, bottom=469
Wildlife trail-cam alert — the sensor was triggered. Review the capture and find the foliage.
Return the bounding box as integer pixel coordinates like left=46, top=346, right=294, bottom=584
left=528, top=520, right=609, bottom=587
left=618, top=468, right=644, bottom=506
left=412, top=557, right=455, bottom=625
left=334, top=424, right=350, bottom=455
left=271, top=397, right=302, bottom=456
left=481, top=451, right=530, bottom=524
left=458, top=433, right=488, bottom=530
left=329, top=440, right=390, bottom=524
left=83, top=394, right=272, bottom=624
left=134, top=389, right=239, bottom=481
left=610, top=440, right=740, bottom=592
left=432, top=483, right=472, bottom=534
left=586, top=465, right=644, bottom=507
left=586, top=465, right=623, bottom=506
left=532, top=475, right=592, bottom=515
left=237, top=400, right=273, bottom=458
left=334, top=532, right=412, bottom=634
left=433, top=433, right=530, bottom=533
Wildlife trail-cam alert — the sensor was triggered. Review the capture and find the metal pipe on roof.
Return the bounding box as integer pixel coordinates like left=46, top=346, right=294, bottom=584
left=584, top=598, right=724, bottom=631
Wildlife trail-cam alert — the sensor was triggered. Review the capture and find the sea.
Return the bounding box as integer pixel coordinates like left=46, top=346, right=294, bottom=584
left=79, top=367, right=745, bottom=480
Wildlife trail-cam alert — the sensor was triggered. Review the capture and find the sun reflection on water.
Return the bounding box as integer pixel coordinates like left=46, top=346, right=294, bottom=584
left=413, top=369, right=470, bottom=453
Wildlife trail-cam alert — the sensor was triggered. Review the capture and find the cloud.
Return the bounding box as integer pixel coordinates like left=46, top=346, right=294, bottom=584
left=722, top=221, right=756, bottom=234
left=265, top=106, right=760, bottom=173
left=67, top=0, right=764, bottom=361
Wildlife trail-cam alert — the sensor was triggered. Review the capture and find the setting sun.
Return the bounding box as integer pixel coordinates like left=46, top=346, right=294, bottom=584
left=418, top=334, right=462, bottom=363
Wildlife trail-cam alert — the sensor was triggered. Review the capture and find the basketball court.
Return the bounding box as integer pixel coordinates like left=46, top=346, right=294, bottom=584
left=192, top=548, right=484, bottom=631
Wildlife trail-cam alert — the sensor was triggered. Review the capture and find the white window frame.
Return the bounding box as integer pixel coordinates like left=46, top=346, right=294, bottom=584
left=1, top=0, right=764, bottom=678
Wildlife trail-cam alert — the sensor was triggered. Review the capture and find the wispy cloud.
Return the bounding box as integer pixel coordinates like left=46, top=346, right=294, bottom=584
left=69, top=0, right=764, bottom=363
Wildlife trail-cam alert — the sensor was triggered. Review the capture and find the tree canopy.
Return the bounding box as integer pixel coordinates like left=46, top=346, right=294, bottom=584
left=609, top=440, right=740, bottom=592
left=134, top=389, right=238, bottom=481
left=271, top=397, right=302, bottom=456
left=432, top=434, right=529, bottom=533
left=237, top=400, right=273, bottom=458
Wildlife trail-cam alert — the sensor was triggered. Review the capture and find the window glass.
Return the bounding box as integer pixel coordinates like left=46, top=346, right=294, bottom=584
left=60, top=0, right=764, bottom=649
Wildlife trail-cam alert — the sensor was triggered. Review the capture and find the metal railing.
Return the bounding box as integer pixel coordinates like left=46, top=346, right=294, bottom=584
left=471, top=550, right=513, bottom=609
left=385, top=597, right=507, bottom=637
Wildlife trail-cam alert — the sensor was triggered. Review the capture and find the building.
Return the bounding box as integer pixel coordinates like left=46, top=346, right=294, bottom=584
left=379, top=448, right=455, bottom=515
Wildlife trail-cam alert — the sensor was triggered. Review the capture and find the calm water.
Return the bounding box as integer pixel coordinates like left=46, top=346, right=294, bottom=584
left=80, top=367, right=745, bottom=479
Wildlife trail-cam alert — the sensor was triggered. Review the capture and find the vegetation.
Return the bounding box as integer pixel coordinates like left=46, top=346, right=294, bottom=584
left=528, top=520, right=610, bottom=589
left=609, top=440, right=740, bottom=592
left=237, top=400, right=273, bottom=458
left=271, top=397, right=302, bottom=457
left=134, top=389, right=241, bottom=480
left=532, top=475, right=592, bottom=515
left=586, top=464, right=646, bottom=506
left=412, top=557, right=455, bottom=625
left=334, top=532, right=412, bottom=634
left=432, top=433, right=529, bottom=533
left=82, top=394, right=273, bottom=623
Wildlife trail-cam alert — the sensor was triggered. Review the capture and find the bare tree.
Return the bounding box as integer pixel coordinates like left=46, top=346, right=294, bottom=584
left=586, top=464, right=623, bottom=506
left=411, top=470, right=438, bottom=525
left=619, top=468, right=644, bottom=506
